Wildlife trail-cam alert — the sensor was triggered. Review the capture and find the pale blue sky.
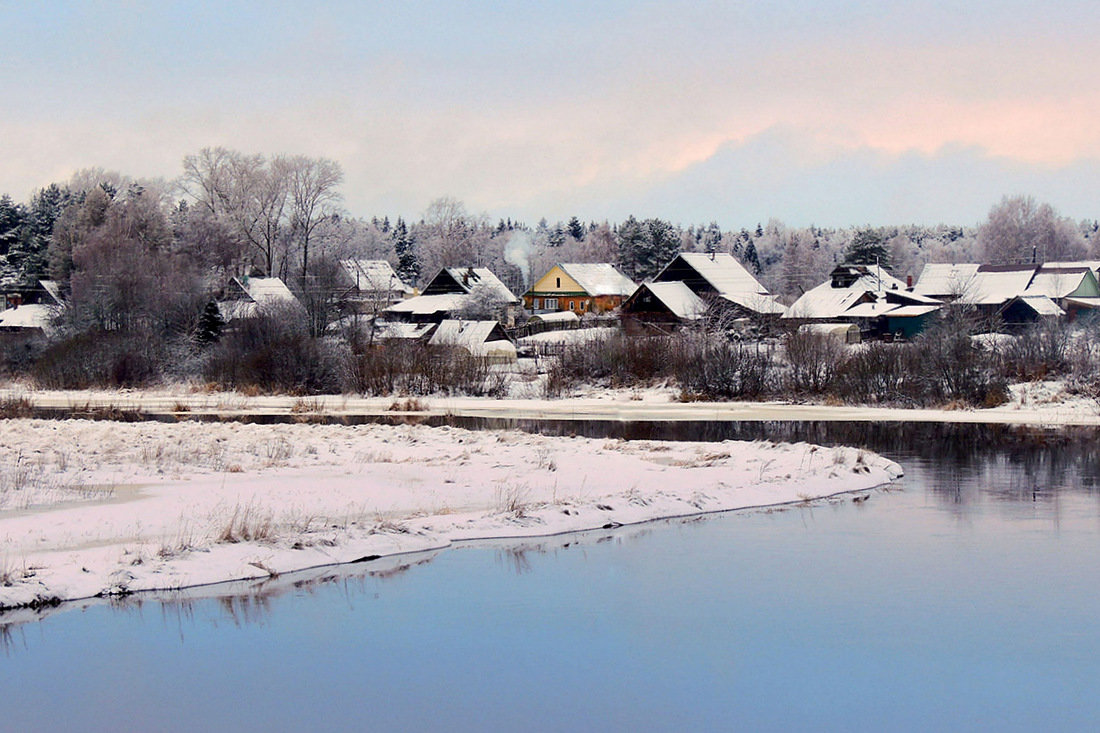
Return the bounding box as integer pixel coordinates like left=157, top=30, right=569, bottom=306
left=2, top=1, right=1098, bottom=226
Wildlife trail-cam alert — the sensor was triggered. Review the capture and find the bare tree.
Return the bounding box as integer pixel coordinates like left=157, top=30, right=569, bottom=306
left=285, top=155, right=344, bottom=279
left=978, top=195, right=1086, bottom=263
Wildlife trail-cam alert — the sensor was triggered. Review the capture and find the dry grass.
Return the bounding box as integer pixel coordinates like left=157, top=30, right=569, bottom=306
left=388, top=397, right=428, bottom=412
left=215, top=503, right=276, bottom=543
left=0, top=394, right=35, bottom=419
left=496, top=483, right=533, bottom=518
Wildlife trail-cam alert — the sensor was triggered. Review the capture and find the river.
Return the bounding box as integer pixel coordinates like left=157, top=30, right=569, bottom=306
left=1, top=421, right=1098, bottom=732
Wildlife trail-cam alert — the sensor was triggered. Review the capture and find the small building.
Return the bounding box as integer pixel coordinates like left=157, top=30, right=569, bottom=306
left=385, top=267, right=520, bottom=325
left=914, top=262, right=1100, bottom=323
left=217, top=276, right=302, bottom=324
left=785, top=264, right=942, bottom=339
left=429, top=319, right=517, bottom=363
left=798, top=322, right=861, bottom=344
left=523, top=263, right=635, bottom=315
left=338, top=259, right=414, bottom=313
left=622, top=252, right=784, bottom=331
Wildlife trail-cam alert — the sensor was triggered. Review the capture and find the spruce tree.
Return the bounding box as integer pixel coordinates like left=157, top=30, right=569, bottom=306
left=393, top=218, right=419, bottom=286
left=195, top=301, right=225, bottom=345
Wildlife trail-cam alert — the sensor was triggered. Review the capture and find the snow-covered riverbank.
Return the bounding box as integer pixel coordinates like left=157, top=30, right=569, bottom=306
left=0, top=419, right=901, bottom=610
left=2, top=380, right=1099, bottom=426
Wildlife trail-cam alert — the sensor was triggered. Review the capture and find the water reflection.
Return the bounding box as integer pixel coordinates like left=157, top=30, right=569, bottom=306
left=3, top=422, right=1099, bottom=639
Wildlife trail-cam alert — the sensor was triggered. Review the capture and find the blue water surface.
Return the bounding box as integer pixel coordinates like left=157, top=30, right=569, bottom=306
left=2, top=422, right=1099, bottom=732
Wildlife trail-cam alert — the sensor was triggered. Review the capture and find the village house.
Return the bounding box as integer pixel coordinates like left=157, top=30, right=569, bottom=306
left=913, top=262, right=1100, bottom=326
left=783, top=264, right=942, bottom=339
left=216, top=276, right=303, bottom=326
left=0, top=279, right=64, bottom=346
left=621, top=252, right=785, bottom=332
left=523, top=263, right=635, bottom=315
left=337, top=259, right=414, bottom=314
left=384, top=267, right=520, bottom=326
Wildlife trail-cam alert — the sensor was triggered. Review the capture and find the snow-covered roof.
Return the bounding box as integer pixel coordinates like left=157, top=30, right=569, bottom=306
left=885, top=305, right=941, bottom=318
left=912, top=263, right=982, bottom=298
left=0, top=303, right=56, bottom=331
left=239, top=276, right=297, bottom=304
left=529, top=310, right=580, bottom=324
left=39, top=280, right=64, bottom=306
left=340, top=259, right=413, bottom=294
left=557, top=263, right=635, bottom=297
left=429, top=319, right=516, bottom=360
left=720, top=292, right=787, bottom=315
left=1026, top=267, right=1092, bottom=299
left=427, top=267, right=518, bottom=303
left=915, top=264, right=1042, bottom=306
left=1045, top=260, right=1100, bottom=274
left=374, top=321, right=437, bottom=340
left=385, top=293, right=468, bottom=316
left=661, top=252, right=770, bottom=298
left=1064, top=296, right=1100, bottom=310
left=642, top=282, right=707, bottom=320
left=1011, top=295, right=1065, bottom=317
left=785, top=265, right=915, bottom=320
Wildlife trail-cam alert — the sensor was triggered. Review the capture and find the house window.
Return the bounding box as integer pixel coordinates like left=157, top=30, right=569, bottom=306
left=569, top=300, right=575, bottom=311
left=556, top=277, right=561, bottom=288
left=545, top=298, right=558, bottom=310
left=533, top=298, right=540, bottom=309
left=580, top=301, right=586, bottom=311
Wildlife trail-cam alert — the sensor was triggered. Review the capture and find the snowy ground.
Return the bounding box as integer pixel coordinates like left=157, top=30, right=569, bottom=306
left=0, top=419, right=902, bottom=611
left=2, top=377, right=1099, bottom=425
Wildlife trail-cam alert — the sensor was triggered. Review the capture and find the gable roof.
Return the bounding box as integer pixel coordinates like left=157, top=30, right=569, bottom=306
left=556, top=263, right=636, bottom=297
left=785, top=265, right=910, bottom=320
left=0, top=303, right=57, bottom=332
left=640, top=281, right=707, bottom=320
left=1027, top=266, right=1095, bottom=299
left=429, top=319, right=512, bottom=348
left=339, top=259, right=413, bottom=294
left=422, top=267, right=518, bottom=303
left=655, top=252, right=770, bottom=298
left=384, top=293, right=468, bottom=317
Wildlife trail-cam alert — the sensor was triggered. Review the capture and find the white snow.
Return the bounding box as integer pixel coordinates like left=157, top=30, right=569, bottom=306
left=557, top=263, right=636, bottom=297
left=0, top=418, right=901, bottom=610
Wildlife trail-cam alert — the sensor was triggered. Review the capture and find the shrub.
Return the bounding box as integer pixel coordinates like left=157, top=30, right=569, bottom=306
left=344, top=340, right=509, bottom=397
left=204, top=308, right=343, bottom=394
left=783, top=330, right=844, bottom=394
left=32, top=329, right=167, bottom=388
left=674, top=335, right=775, bottom=400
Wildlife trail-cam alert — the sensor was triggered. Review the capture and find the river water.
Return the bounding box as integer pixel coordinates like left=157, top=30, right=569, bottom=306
left=1, top=421, right=1099, bottom=732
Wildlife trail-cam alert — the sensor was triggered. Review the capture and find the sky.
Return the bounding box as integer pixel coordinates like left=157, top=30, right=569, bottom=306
left=1, top=1, right=1099, bottom=228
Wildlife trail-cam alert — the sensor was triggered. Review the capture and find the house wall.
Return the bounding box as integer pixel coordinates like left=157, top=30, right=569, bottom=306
left=524, top=266, right=624, bottom=314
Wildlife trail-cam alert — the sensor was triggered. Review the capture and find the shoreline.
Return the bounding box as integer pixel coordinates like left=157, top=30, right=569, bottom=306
left=0, top=418, right=902, bottom=613
left=3, top=383, right=1099, bottom=427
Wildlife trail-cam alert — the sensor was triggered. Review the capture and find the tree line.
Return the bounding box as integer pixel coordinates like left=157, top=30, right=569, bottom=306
left=0, top=147, right=1097, bottom=342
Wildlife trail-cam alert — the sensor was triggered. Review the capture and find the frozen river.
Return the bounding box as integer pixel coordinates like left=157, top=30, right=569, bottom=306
left=2, top=421, right=1098, bottom=731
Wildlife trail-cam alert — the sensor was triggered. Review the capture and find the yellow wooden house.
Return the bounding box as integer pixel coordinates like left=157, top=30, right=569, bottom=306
left=523, top=263, right=636, bottom=315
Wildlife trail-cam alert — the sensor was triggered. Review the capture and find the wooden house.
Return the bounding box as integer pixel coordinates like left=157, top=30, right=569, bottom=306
left=784, top=264, right=942, bottom=339
left=385, top=267, right=520, bottom=325
left=523, top=263, right=635, bottom=315
left=622, top=252, right=784, bottom=331
left=338, top=259, right=414, bottom=313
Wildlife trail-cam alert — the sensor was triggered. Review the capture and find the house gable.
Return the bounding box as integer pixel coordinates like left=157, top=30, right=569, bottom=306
left=530, top=265, right=586, bottom=295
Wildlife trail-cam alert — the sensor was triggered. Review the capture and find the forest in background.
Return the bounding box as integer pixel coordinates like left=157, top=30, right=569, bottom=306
left=0, top=146, right=1097, bottom=348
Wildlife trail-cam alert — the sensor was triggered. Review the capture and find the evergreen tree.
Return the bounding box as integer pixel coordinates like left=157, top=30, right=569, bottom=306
left=616, top=216, right=646, bottom=281
left=701, top=222, right=722, bottom=255
left=393, top=217, right=419, bottom=285
left=0, top=195, right=25, bottom=257
left=743, top=241, right=761, bottom=274
left=639, top=218, right=680, bottom=280
left=844, top=228, right=890, bottom=268
left=548, top=223, right=566, bottom=247
left=10, top=184, right=67, bottom=284
left=195, top=300, right=225, bottom=345
left=567, top=216, right=585, bottom=241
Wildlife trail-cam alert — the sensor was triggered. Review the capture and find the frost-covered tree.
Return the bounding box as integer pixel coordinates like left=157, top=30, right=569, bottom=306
left=978, top=195, right=1086, bottom=264
left=393, top=217, right=419, bottom=285
left=843, top=228, right=890, bottom=268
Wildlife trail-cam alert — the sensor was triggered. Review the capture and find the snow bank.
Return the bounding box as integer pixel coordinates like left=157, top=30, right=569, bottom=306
left=0, top=419, right=901, bottom=611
